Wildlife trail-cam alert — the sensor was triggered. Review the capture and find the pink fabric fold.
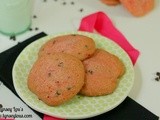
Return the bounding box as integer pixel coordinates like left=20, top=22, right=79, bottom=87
left=43, top=115, right=64, bottom=120
left=0, top=118, right=15, bottom=120
left=79, top=11, right=140, bottom=65
left=43, top=11, right=140, bottom=120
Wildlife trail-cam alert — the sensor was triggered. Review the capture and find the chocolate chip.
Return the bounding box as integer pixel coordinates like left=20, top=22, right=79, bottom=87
left=79, top=8, right=84, bottom=12
left=67, top=87, right=72, bottom=90
left=48, top=73, right=51, bottom=77
left=55, top=90, right=61, bottom=96
left=54, top=0, right=58, bottom=1
left=87, top=70, right=93, bottom=75
left=58, top=62, right=64, bottom=67
left=29, top=28, right=33, bottom=31
left=33, top=15, right=37, bottom=19
left=71, top=1, right=75, bottom=5
left=35, top=27, right=39, bottom=31
left=43, top=0, right=47, bottom=2
left=156, top=72, right=160, bottom=76
left=85, top=45, right=88, bottom=48
left=55, top=81, right=59, bottom=84
left=0, top=104, right=3, bottom=108
left=155, top=77, right=159, bottom=81
left=62, top=2, right=66, bottom=5
left=52, top=41, right=55, bottom=44
left=10, top=35, right=16, bottom=41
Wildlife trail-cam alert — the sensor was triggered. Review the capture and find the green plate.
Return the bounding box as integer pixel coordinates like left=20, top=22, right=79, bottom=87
left=12, top=31, right=134, bottom=119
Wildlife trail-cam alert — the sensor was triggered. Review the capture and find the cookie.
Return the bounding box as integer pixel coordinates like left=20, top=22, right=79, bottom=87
left=39, top=34, right=96, bottom=61
left=80, top=49, right=125, bottom=96
left=28, top=53, right=85, bottom=106
left=120, top=0, right=154, bottom=16
left=101, top=0, right=120, bottom=6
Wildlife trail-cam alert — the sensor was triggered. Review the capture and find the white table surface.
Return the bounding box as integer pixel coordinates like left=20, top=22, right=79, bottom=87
left=0, top=0, right=160, bottom=119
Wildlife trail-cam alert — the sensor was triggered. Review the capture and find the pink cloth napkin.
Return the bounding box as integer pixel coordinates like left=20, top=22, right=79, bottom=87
left=79, top=11, right=140, bottom=65
left=43, top=11, right=140, bottom=120
left=43, top=115, right=64, bottom=120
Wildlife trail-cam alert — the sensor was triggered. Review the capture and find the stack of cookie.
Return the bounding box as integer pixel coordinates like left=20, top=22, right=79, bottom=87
left=101, top=0, right=155, bottom=17
left=27, top=34, right=125, bottom=106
